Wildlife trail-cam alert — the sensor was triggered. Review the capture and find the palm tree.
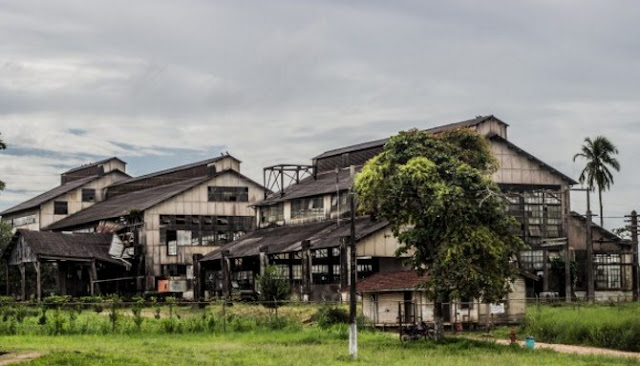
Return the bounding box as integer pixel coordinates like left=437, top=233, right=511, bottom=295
left=573, top=136, right=620, bottom=227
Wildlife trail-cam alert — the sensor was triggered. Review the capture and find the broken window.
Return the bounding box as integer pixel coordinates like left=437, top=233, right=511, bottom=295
left=520, top=250, right=544, bottom=271
left=163, top=264, right=187, bottom=276
left=291, top=196, right=324, bottom=219
left=54, top=201, right=68, bottom=215
left=208, top=186, right=249, bottom=202
left=330, top=191, right=349, bottom=213
left=176, top=230, right=192, bottom=246
left=82, top=189, right=96, bottom=202
left=503, top=187, right=563, bottom=246
left=260, top=203, right=284, bottom=224
left=166, top=230, right=178, bottom=256
left=595, top=254, right=622, bottom=289
left=313, top=249, right=328, bottom=258
left=312, top=264, right=330, bottom=284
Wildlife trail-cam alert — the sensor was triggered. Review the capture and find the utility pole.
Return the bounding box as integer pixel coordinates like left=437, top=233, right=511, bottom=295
left=627, top=210, right=639, bottom=301
left=348, top=189, right=358, bottom=359
left=562, top=188, right=571, bottom=303
left=572, top=188, right=594, bottom=302
left=585, top=191, right=594, bottom=302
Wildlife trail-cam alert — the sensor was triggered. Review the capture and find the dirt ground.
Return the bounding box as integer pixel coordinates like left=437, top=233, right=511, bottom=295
left=494, top=339, right=640, bottom=359
left=0, top=352, right=43, bottom=365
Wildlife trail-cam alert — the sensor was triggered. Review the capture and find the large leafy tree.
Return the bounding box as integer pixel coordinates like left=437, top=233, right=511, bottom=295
left=573, top=136, right=620, bottom=228
left=355, top=128, right=524, bottom=339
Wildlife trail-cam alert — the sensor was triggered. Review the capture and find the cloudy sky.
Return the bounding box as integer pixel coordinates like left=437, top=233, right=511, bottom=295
left=0, top=0, right=638, bottom=230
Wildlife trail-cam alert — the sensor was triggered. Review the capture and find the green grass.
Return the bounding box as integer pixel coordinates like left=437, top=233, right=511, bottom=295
left=2, top=329, right=640, bottom=366
left=523, top=303, right=640, bottom=352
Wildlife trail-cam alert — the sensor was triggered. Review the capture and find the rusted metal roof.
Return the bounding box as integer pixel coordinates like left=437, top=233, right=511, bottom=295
left=313, top=115, right=502, bottom=160
left=201, top=217, right=389, bottom=261
left=108, top=155, right=239, bottom=188
left=46, top=176, right=210, bottom=230
left=62, top=157, right=126, bottom=174
left=256, top=167, right=359, bottom=207
left=355, top=270, right=426, bottom=293
left=6, top=229, right=124, bottom=266
left=0, top=175, right=100, bottom=217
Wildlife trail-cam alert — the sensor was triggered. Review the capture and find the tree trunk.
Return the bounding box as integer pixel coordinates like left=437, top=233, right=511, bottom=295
left=433, top=301, right=444, bottom=341
left=598, top=188, right=604, bottom=228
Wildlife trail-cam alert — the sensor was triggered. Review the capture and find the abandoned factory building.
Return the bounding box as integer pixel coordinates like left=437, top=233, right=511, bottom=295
left=2, top=115, right=630, bottom=304
left=200, top=115, right=626, bottom=308
left=2, top=154, right=263, bottom=299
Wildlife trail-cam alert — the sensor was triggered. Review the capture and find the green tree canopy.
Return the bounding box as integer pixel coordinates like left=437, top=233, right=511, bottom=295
left=573, top=136, right=620, bottom=228
left=355, top=128, right=524, bottom=336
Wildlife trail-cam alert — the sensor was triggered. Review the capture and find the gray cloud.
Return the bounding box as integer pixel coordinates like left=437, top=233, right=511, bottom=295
left=0, top=0, right=638, bottom=229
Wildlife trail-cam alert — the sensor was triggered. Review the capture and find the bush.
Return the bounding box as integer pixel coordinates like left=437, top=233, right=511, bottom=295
left=256, top=266, right=290, bottom=309
left=312, top=306, right=349, bottom=329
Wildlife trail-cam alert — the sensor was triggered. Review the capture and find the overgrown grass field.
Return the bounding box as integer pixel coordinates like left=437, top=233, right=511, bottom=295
left=1, top=300, right=640, bottom=365
left=3, top=329, right=640, bottom=365
left=523, top=302, right=640, bottom=352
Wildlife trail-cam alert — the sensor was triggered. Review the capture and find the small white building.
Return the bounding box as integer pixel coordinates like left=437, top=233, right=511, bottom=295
left=356, top=270, right=531, bottom=327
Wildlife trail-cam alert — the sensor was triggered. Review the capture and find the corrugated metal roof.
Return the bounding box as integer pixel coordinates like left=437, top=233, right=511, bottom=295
left=10, top=229, right=123, bottom=266
left=62, top=157, right=126, bottom=174
left=108, top=155, right=238, bottom=188
left=46, top=176, right=210, bottom=230
left=256, top=168, right=359, bottom=206
left=355, top=270, right=426, bottom=293
left=313, top=115, right=500, bottom=160
left=0, top=175, right=100, bottom=217
left=200, top=217, right=389, bottom=261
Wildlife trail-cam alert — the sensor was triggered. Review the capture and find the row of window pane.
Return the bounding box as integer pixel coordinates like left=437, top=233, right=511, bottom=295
left=208, top=186, right=249, bottom=202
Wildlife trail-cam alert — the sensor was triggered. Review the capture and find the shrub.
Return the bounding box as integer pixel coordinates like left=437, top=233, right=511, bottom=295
left=312, top=306, right=349, bottom=329
left=256, top=266, right=290, bottom=309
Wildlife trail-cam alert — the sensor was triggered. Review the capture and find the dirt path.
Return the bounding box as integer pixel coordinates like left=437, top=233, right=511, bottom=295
left=0, top=352, right=43, bottom=365
left=493, top=339, right=640, bottom=359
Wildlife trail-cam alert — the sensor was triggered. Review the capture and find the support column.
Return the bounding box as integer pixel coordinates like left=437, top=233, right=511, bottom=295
left=259, top=246, right=269, bottom=277
left=193, top=254, right=203, bottom=301
left=89, top=260, right=99, bottom=296
left=542, top=249, right=549, bottom=292
left=33, top=261, right=41, bottom=301
left=221, top=250, right=231, bottom=300
left=301, top=240, right=311, bottom=302
left=18, top=263, right=25, bottom=301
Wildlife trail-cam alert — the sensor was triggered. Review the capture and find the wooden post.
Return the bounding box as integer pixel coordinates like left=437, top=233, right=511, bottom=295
left=18, top=263, right=25, bottom=301
left=89, top=260, right=99, bottom=296
left=221, top=250, right=231, bottom=300
left=301, top=241, right=311, bottom=301
left=542, top=249, right=549, bottom=292
left=193, top=254, right=203, bottom=301
left=259, top=246, right=269, bottom=277
left=34, top=261, right=41, bottom=301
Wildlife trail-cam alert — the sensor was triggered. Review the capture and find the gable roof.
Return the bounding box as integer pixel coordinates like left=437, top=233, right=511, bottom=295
left=0, top=175, right=101, bottom=217
left=488, top=134, right=578, bottom=185
left=313, top=115, right=505, bottom=160
left=355, top=270, right=427, bottom=293
left=200, top=217, right=389, bottom=261
left=108, top=155, right=239, bottom=188
left=45, top=169, right=259, bottom=231
left=62, top=157, right=126, bottom=175
left=6, top=229, right=123, bottom=266
left=256, top=167, right=359, bottom=206
left=45, top=176, right=210, bottom=230
left=570, top=211, right=627, bottom=243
